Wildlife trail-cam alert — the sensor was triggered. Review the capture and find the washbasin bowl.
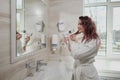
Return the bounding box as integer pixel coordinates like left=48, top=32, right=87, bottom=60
left=24, top=60, right=73, bottom=80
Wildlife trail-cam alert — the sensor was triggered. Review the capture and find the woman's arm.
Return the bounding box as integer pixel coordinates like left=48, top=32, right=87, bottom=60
left=23, top=36, right=30, bottom=51
left=70, top=39, right=100, bottom=60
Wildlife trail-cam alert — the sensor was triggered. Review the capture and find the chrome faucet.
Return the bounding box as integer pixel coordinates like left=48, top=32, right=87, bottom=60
left=25, top=61, right=36, bottom=77
left=36, top=60, right=47, bottom=72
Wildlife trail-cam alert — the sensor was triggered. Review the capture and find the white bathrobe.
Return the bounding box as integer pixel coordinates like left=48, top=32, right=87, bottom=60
left=70, top=39, right=100, bottom=80
left=17, top=39, right=24, bottom=54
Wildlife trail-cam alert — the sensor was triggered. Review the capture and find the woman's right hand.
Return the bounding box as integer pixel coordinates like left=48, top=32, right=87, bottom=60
left=64, top=36, right=71, bottom=51
left=25, top=36, right=30, bottom=43
left=64, top=37, right=69, bottom=44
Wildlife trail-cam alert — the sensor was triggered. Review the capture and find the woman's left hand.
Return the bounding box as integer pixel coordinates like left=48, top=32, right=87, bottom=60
left=70, top=34, right=77, bottom=42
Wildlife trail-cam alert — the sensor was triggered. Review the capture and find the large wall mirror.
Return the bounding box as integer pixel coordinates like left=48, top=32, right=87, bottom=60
left=11, top=0, right=48, bottom=63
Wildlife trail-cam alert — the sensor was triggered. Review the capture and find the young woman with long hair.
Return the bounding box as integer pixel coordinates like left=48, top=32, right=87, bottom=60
left=65, top=16, right=101, bottom=80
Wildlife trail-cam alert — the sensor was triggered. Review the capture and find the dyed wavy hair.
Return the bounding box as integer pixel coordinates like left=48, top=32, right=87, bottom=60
left=78, top=16, right=99, bottom=43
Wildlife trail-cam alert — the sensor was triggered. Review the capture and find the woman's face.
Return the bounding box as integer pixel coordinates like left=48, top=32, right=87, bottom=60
left=16, top=33, right=22, bottom=40
left=77, top=19, right=84, bottom=33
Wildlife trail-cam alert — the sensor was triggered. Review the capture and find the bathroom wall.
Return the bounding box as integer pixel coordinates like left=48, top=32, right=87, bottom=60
left=0, top=0, right=49, bottom=80
left=48, top=0, right=83, bottom=59
left=0, top=0, right=83, bottom=80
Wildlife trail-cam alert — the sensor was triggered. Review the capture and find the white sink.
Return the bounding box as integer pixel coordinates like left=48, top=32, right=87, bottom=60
left=24, top=59, right=74, bottom=80
left=24, top=71, right=45, bottom=80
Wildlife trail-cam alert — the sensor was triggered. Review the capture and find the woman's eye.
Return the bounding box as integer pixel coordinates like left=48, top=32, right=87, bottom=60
left=78, top=23, right=82, bottom=25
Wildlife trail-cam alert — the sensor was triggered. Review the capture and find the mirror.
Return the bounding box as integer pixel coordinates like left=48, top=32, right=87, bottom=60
left=11, top=0, right=47, bottom=63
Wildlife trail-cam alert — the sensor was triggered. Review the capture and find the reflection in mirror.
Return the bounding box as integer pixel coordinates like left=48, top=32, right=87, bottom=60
left=16, top=0, right=47, bottom=56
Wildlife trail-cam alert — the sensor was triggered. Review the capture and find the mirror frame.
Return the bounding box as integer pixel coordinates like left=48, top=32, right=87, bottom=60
left=10, top=0, right=48, bottom=63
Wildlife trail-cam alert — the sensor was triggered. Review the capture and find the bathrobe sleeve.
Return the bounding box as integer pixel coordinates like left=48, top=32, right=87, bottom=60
left=17, top=40, right=24, bottom=53
left=70, top=39, right=99, bottom=60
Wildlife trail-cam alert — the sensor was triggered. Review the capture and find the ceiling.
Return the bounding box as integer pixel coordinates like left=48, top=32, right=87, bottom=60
left=49, top=0, right=82, bottom=14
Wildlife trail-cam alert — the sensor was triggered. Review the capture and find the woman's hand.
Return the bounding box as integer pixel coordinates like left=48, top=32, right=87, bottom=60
left=64, top=37, right=71, bottom=51
left=64, top=37, right=69, bottom=44
left=70, top=34, right=77, bottom=42
left=25, top=36, right=30, bottom=43
left=23, top=36, right=30, bottom=51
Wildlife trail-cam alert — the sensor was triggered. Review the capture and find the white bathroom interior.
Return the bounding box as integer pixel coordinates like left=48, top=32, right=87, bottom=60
left=0, top=0, right=120, bottom=80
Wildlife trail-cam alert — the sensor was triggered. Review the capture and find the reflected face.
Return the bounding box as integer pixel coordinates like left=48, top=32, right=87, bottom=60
left=16, top=33, right=22, bottom=40
left=77, top=20, right=84, bottom=33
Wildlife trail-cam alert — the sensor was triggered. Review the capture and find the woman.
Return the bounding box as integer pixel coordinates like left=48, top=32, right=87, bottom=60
left=16, top=32, right=30, bottom=54
left=65, top=16, right=101, bottom=80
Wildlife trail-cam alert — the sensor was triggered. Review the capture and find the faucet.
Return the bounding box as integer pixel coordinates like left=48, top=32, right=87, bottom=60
left=36, top=60, right=47, bottom=72
left=26, top=61, right=36, bottom=77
